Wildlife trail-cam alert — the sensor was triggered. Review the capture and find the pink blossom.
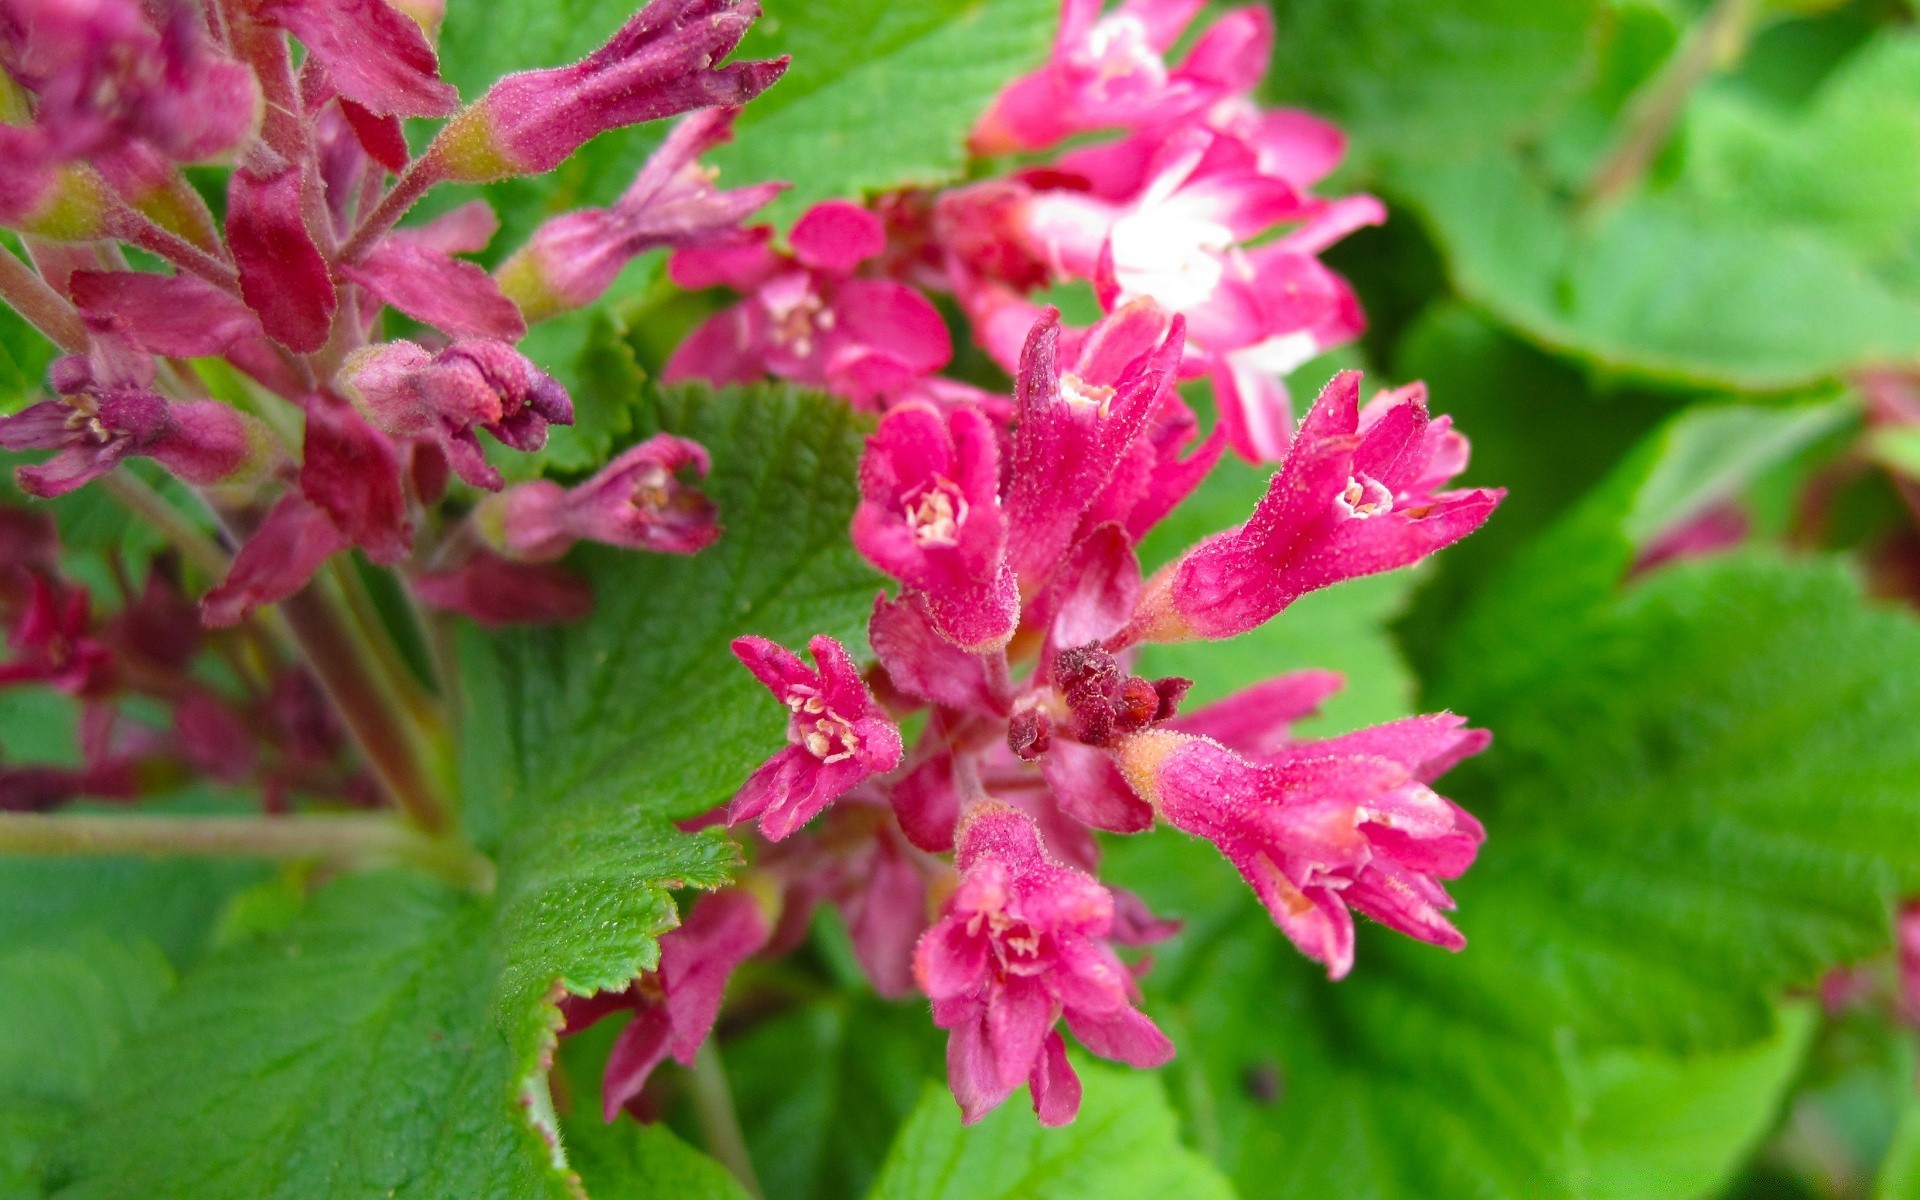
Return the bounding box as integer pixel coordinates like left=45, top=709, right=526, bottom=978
left=665, top=199, right=951, bottom=407
left=0, top=330, right=246, bottom=496
left=1002, top=303, right=1183, bottom=588
left=68, top=270, right=264, bottom=358
left=495, top=108, right=783, bottom=324
left=257, top=0, right=458, bottom=118
left=407, top=550, right=595, bottom=627
left=475, top=433, right=719, bottom=560
left=914, top=803, right=1172, bottom=1126
left=560, top=889, right=771, bottom=1121
left=761, top=801, right=933, bottom=998
left=852, top=402, right=1018, bottom=652
left=298, top=392, right=411, bottom=565
left=1114, top=717, right=1488, bottom=979
left=202, top=493, right=350, bottom=627
left=433, top=0, right=787, bottom=182
left=0, top=577, right=112, bottom=695
left=226, top=163, right=337, bottom=354
left=730, top=634, right=904, bottom=841
left=342, top=338, right=574, bottom=490
left=341, top=201, right=527, bottom=342
left=1167, top=669, right=1343, bottom=758
left=1117, top=372, right=1503, bottom=646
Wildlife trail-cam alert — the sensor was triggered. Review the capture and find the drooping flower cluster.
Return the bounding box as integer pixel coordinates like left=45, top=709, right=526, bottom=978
left=719, top=300, right=1503, bottom=1125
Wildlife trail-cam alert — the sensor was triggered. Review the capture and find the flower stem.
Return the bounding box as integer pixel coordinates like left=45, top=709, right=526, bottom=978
left=0, top=811, right=494, bottom=890
left=105, top=202, right=242, bottom=294
left=0, top=244, right=86, bottom=353
left=1580, top=0, right=1762, bottom=215
left=690, top=1041, right=764, bottom=1199
left=101, top=469, right=232, bottom=578
left=337, top=156, right=442, bottom=264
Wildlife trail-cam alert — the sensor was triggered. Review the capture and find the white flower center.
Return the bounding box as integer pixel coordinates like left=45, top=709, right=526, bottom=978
left=1336, top=473, right=1394, bottom=519
left=1107, top=210, right=1234, bottom=312
left=1059, top=371, right=1115, bottom=416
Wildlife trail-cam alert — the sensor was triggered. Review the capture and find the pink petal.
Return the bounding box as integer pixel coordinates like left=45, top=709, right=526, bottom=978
left=788, top=199, right=885, bottom=273
left=228, top=165, right=337, bottom=353
left=260, top=0, right=458, bottom=117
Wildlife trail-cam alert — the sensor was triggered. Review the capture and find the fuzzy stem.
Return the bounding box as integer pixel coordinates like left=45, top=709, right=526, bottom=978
left=325, top=557, right=444, bottom=731
left=337, top=156, right=443, bottom=264
left=277, top=582, right=453, bottom=833
left=105, top=202, right=242, bottom=293
left=1581, top=0, right=1762, bottom=214
left=101, top=470, right=232, bottom=578
left=0, top=246, right=87, bottom=352
left=0, top=811, right=493, bottom=890
left=690, top=1042, right=764, bottom=1200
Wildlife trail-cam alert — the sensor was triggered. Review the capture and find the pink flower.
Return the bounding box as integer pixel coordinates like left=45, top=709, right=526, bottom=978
left=0, top=577, right=112, bottom=695
left=914, top=803, right=1172, bottom=1126
left=257, top=0, right=458, bottom=119
left=0, top=330, right=247, bottom=497
left=298, top=392, right=411, bottom=565
left=665, top=199, right=951, bottom=407
left=475, top=433, right=719, bottom=560
left=201, top=493, right=349, bottom=627
left=1116, top=371, right=1503, bottom=646
left=226, top=163, right=337, bottom=354
left=970, top=0, right=1226, bottom=155
left=495, top=108, right=783, bottom=323
left=729, top=634, right=904, bottom=841
left=560, top=889, right=771, bottom=1121
left=341, top=201, right=527, bottom=342
left=852, top=402, right=1018, bottom=652
left=1114, top=716, right=1488, bottom=979
left=432, top=0, right=787, bottom=182
left=342, top=338, right=574, bottom=490
left=407, top=550, right=594, bottom=626
left=68, top=270, right=264, bottom=358
left=1001, top=303, right=1183, bottom=588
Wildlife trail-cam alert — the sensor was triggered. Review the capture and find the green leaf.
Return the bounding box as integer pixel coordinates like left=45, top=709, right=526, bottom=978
left=1397, top=31, right=1920, bottom=388
left=725, top=992, right=945, bottom=1200
left=1262, top=0, right=1603, bottom=165
left=711, top=0, right=1057, bottom=224
left=53, top=873, right=564, bottom=1200
left=562, top=1114, right=753, bottom=1200
left=1570, top=1002, right=1816, bottom=1199
left=471, top=382, right=880, bottom=831
left=866, top=1059, right=1237, bottom=1200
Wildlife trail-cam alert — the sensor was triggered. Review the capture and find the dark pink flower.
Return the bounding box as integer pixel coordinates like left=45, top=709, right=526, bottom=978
left=729, top=634, right=904, bottom=841
left=407, top=550, right=594, bottom=626
left=69, top=269, right=264, bottom=357
left=341, top=201, right=526, bottom=341
left=475, top=433, right=718, bottom=560
left=665, top=199, right=951, bottom=407
left=432, top=0, right=787, bottom=182
left=1002, top=303, right=1182, bottom=588
left=299, top=392, right=411, bottom=565
left=852, top=402, right=1018, bottom=652
left=0, top=331, right=246, bottom=496
left=495, top=107, right=783, bottom=323
left=914, top=803, right=1172, bottom=1126
left=343, top=338, right=574, bottom=490
left=1117, top=372, right=1503, bottom=646
left=201, top=492, right=349, bottom=627
left=227, top=163, right=337, bottom=354
left=1114, top=716, right=1488, bottom=979
left=868, top=591, right=1003, bottom=717
left=258, top=0, right=458, bottom=118
left=760, top=802, right=933, bottom=998
left=0, top=0, right=259, bottom=163
left=0, top=577, right=112, bottom=695
left=560, top=889, right=771, bottom=1121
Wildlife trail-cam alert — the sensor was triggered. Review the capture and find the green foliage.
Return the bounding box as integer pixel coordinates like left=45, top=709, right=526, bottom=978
left=867, top=1061, right=1236, bottom=1200
left=564, top=1116, right=755, bottom=1200
left=713, top=0, right=1057, bottom=224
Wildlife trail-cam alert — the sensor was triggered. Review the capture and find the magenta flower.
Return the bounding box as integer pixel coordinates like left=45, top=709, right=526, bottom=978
left=560, top=889, right=771, bottom=1121
left=665, top=199, right=951, bottom=407
left=915, top=803, right=1172, bottom=1126
left=201, top=493, right=350, bottom=627
left=68, top=270, right=265, bottom=358
left=341, top=201, right=527, bottom=342
left=226, top=163, right=338, bottom=354
left=729, top=634, right=904, bottom=841
left=1115, top=717, right=1488, bottom=979
left=432, top=0, right=787, bottom=182
left=852, top=402, right=1018, bottom=652
left=0, top=331, right=247, bottom=497
left=0, top=577, right=113, bottom=696
left=1001, top=303, right=1183, bottom=587
left=257, top=0, right=458, bottom=118
left=343, top=338, right=574, bottom=490
left=1117, top=371, right=1503, bottom=646
left=495, top=108, right=784, bottom=324
left=475, top=433, right=719, bottom=560
left=406, top=551, right=594, bottom=627
left=298, top=392, right=412, bottom=566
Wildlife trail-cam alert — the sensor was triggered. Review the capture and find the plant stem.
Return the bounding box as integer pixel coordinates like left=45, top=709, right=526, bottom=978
left=690, top=1042, right=764, bottom=1200
left=101, top=469, right=232, bottom=578
left=277, top=582, right=453, bottom=833
left=0, top=245, right=86, bottom=352
left=105, top=202, right=242, bottom=293
left=0, top=811, right=493, bottom=890
left=337, top=157, right=442, bottom=264
left=1581, top=0, right=1762, bottom=215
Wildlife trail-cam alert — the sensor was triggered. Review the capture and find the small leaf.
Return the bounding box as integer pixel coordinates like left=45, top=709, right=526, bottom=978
left=866, top=1059, right=1237, bottom=1200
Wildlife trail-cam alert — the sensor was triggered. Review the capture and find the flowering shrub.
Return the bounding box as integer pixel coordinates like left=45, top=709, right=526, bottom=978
left=6, top=0, right=1920, bottom=1197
